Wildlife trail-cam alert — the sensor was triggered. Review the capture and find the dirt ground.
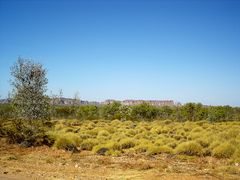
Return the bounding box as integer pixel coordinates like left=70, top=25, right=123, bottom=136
left=0, top=140, right=239, bottom=180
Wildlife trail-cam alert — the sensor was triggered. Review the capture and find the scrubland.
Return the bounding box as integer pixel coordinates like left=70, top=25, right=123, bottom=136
left=1, top=119, right=240, bottom=179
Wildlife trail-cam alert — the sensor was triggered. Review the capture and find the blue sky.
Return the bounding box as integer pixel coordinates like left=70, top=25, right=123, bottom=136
left=0, top=0, right=240, bottom=106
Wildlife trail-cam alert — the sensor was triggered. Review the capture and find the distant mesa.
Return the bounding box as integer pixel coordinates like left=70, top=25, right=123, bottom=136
left=103, top=99, right=175, bottom=106
left=0, top=98, right=11, bottom=104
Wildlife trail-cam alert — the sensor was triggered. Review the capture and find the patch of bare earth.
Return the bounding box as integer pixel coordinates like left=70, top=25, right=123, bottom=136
left=0, top=140, right=239, bottom=180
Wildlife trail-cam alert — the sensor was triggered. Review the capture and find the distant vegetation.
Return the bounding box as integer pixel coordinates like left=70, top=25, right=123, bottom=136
left=0, top=102, right=240, bottom=122
left=1, top=101, right=240, bottom=122
left=51, top=101, right=240, bottom=121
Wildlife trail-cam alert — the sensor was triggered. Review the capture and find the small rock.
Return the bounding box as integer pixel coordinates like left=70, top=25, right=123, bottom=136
left=3, top=171, right=8, bottom=174
left=235, top=163, right=239, bottom=167
left=75, top=164, right=79, bottom=168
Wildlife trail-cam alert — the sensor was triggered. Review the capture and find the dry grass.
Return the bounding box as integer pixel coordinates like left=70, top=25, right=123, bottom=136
left=0, top=139, right=239, bottom=179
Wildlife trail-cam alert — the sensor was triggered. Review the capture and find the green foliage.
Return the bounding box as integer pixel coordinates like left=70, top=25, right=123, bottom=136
left=11, top=58, right=50, bottom=121
left=0, top=104, right=13, bottom=120
left=49, top=102, right=240, bottom=122
left=131, top=103, right=158, bottom=120
left=76, top=105, right=99, bottom=120
left=53, top=106, right=76, bottom=119
left=100, top=101, right=121, bottom=120
left=6, top=58, right=51, bottom=146
left=2, top=119, right=51, bottom=146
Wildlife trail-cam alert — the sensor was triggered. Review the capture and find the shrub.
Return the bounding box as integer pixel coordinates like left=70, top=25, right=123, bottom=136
left=212, top=143, right=236, bottom=158
left=80, top=139, right=98, bottom=151
left=175, top=141, right=203, bottom=156
left=134, top=138, right=152, bottom=151
left=76, top=105, right=99, bottom=120
left=196, top=137, right=211, bottom=148
left=4, top=120, right=51, bottom=146
left=97, top=130, right=110, bottom=137
left=54, top=132, right=81, bottom=150
left=92, top=144, right=109, bottom=155
left=167, top=141, right=178, bottom=149
left=119, top=138, right=136, bottom=149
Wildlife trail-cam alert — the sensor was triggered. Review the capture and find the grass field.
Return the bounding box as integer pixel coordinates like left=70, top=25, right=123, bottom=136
left=1, top=119, right=240, bottom=179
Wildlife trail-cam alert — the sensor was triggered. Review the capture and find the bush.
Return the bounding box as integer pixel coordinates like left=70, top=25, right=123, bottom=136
left=212, top=143, right=236, bottom=158
left=76, top=105, right=99, bottom=120
left=97, top=130, right=110, bottom=137
left=134, top=144, right=151, bottom=153
left=175, top=141, right=203, bottom=156
left=119, top=138, right=136, bottom=149
left=92, top=144, right=109, bottom=155
left=0, top=104, right=13, bottom=120
left=80, top=139, right=98, bottom=150
left=3, top=120, right=51, bottom=147
left=196, top=136, right=212, bottom=148
left=54, top=132, right=81, bottom=150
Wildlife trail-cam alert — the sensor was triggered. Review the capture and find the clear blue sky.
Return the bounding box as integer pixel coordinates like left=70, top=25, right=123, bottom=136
left=0, top=0, right=240, bottom=106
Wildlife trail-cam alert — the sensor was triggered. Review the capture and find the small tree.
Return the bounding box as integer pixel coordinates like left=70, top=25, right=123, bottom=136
left=6, top=58, right=51, bottom=146
left=11, top=58, right=50, bottom=122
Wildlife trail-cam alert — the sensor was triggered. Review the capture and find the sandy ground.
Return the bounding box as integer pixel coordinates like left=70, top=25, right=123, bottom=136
left=0, top=141, right=239, bottom=180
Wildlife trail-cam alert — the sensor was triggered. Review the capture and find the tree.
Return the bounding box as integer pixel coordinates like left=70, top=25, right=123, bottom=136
left=73, top=91, right=80, bottom=106
left=100, top=101, right=121, bottom=120
left=76, top=105, right=99, bottom=120
left=131, top=103, right=158, bottom=120
left=181, top=103, right=196, bottom=121
left=11, top=58, right=50, bottom=122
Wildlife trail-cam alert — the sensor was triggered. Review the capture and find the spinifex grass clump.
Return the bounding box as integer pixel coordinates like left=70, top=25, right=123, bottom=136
left=212, top=143, right=236, bottom=158
left=175, top=141, right=203, bottom=156
left=54, top=132, right=82, bottom=150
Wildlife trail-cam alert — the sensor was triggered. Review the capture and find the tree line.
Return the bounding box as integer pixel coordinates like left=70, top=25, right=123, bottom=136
left=1, top=101, right=240, bottom=122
